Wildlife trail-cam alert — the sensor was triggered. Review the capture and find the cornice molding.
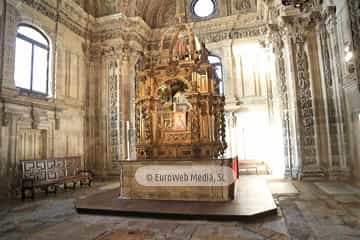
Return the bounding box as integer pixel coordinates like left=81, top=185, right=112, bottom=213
left=19, top=0, right=90, bottom=38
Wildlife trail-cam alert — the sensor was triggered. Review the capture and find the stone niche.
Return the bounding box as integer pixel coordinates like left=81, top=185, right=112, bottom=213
left=119, top=23, right=235, bottom=201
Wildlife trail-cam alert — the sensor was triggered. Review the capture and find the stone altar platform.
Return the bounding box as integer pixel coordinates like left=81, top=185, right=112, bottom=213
left=75, top=176, right=277, bottom=220
left=118, top=159, right=236, bottom=202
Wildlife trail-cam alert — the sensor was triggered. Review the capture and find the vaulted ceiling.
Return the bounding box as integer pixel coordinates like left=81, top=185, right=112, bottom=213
left=73, top=0, right=259, bottom=28
left=135, top=0, right=177, bottom=28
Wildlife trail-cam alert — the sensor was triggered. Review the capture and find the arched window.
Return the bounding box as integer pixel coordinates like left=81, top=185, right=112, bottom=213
left=192, top=0, right=216, bottom=18
left=14, top=24, right=50, bottom=95
left=208, top=54, right=223, bottom=95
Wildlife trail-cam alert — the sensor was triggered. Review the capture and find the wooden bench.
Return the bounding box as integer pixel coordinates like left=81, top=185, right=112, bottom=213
left=20, top=156, right=93, bottom=200
left=238, top=160, right=270, bottom=175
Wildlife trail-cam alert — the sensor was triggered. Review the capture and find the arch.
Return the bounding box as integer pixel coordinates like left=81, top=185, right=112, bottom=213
left=14, top=24, right=51, bottom=95
left=208, top=53, right=224, bottom=94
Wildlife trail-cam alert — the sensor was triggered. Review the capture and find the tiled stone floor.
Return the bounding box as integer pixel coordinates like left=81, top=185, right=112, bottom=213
left=1, top=179, right=360, bottom=240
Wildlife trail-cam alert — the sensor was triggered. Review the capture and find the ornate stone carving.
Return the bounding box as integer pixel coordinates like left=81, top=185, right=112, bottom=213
left=235, top=0, right=252, bottom=11
left=199, top=26, right=268, bottom=44
left=292, top=24, right=316, bottom=166
left=22, top=0, right=88, bottom=38
left=348, top=0, right=360, bottom=91
left=268, top=25, right=291, bottom=171
left=319, top=15, right=341, bottom=167
left=320, top=26, right=332, bottom=87
left=108, top=60, right=121, bottom=162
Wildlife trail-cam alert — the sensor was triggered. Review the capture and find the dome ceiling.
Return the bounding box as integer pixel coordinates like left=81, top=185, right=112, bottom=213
left=74, top=0, right=259, bottom=28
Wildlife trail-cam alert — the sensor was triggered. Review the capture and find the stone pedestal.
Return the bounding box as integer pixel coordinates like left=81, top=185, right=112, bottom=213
left=119, top=158, right=235, bottom=202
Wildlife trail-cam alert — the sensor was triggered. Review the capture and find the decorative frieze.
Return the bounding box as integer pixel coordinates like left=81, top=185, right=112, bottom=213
left=21, top=0, right=89, bottom=38
left=148, top=25, right=267, bottom=51
left=195, top=25, right=267, bottom=44
left=233, top=0, right=257, bottom=13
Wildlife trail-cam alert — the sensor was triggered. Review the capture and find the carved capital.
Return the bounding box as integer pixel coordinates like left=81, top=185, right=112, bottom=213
left=122, top=51, right=130, bottom=62
left=319, top=7, right=336, bottom=34
left=267, top=24, right=285, bottom=53
left=322, top=6, right=336, bottom=21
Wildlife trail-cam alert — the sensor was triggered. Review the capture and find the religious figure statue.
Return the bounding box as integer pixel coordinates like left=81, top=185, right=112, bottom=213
left=174, top=34, right=191, bottom=60
left=135, top=52, right=146, bottom=72
left=158, top=85, right=170, bottom=103
left=173, top=91, right=192, bottom=112
left=200, top=42, right=209, bottom=63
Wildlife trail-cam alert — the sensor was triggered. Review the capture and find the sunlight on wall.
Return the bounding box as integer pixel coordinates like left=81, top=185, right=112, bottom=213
left=225, top=41, right=285, bottom=177
left=226, top=110, right=285, bottom=177
left=232, top=41, right=273, bottom=97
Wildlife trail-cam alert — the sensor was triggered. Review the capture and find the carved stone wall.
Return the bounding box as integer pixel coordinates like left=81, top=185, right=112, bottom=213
left=0, top=0, right=88, bottom=198
left=1, top=0, right=360, bottom=197
left=293, top=27, right=317, bottom=167
left=335, top=0, right=360, bottom=179
left=317, top=6, right=349, bottom=176
left=86, top=14, right=147, bottom=175
left=263, top=0, right=355, bottom=179
left=269, top=25, right=292, bottom=177
left=108, top=59, right=121, bottom=166
left=347, top=0, right=360, bottom=91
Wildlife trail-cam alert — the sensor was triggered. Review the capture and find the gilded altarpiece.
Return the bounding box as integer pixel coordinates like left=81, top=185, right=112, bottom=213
left=135, top=27, right=226, bottom=160
left=120, top=24, right=233, bottom=202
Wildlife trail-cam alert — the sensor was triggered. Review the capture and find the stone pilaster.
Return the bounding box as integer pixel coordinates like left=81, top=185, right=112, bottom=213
left=291, top=19, right=323, bottom=178
left=221, top=41, right=237, bottom=105
left=2, top=2, right=17, bottom=91
left=347, top=0, right=360, bottom=91
left=268, top=24, right=293, bottom=178
left=321, top=7, right=350, bottom=177
left=271, top=16, right=325, bottom=179
left=128, top=51, right=140, bottom=160
left=108, top=57, right=122, bottom=168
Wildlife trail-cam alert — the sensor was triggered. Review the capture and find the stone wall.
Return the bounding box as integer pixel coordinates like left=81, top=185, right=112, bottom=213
left=339, top=0, right=360, bottom=180
left=86, top=14, right=149, bottom=176
left=0, top=0, right=89, bottom=198
left=1, top=0, right=360, bottom=199
left=264, top=0, right=358, bottom=180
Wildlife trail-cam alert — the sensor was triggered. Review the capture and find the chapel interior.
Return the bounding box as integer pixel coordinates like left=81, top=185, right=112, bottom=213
left=0, top=0, right=360, bottom=239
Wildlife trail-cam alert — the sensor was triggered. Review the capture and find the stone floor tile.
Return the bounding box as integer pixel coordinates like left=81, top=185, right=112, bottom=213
left=3, top=180, right=360, bottom=240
